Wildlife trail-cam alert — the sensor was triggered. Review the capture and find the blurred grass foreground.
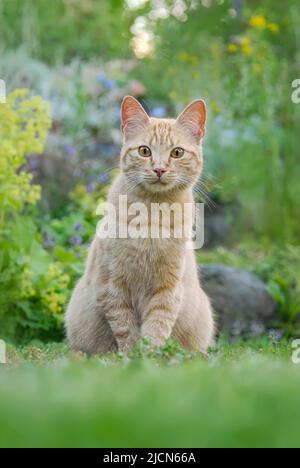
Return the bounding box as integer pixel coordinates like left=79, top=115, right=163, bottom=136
left=1, top=339, right=300, bottom=448
left=0, top=0, right=300, bottom=449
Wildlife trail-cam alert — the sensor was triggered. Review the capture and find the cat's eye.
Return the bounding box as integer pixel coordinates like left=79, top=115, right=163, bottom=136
left=171, top=147, right=184, bottom=159
left=138, top=146, right=152, bottom=157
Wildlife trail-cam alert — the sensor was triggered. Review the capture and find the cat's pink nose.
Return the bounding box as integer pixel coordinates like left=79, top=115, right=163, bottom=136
left=154, top=167, right=167, bottom=178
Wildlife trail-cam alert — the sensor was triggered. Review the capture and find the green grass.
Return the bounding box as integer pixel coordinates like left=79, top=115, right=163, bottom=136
left=0, top=339, right=299, bottom=448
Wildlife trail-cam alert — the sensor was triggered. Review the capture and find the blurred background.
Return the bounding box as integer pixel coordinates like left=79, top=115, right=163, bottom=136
left=0, top=0, right=299, bottom=344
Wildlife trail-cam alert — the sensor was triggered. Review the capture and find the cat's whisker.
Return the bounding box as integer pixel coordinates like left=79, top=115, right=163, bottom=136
left=174, top=175, right=216, bottom=211
left=176, top=176, right=194, bottom=190
left=101, top=165, right=120, bottom=175
left=193, top=178, right=217, bottom=210
left=193, top=187, right=216, bottom=211
left=196, top=177, right=216, bottom=195
left=124, top=174, right=144, bottom=194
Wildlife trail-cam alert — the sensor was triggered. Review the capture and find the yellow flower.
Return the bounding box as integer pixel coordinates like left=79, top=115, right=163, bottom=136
left=70, top=184, right=87, bottom=200
left=241, top=43, right=253, bottom=56
left=211, top=42, right=222, bottom=60
left=176, top=52, right=199, bottom=65
left=177, top=52, right=189, bottom=62
left=47, top=263, right=62, bottom=279
left=192, top=71, right=201, bottom=80
left=189, top=55, right=199, bottom=65
left=241, top=36, right=251, bottom=46
left=228, top=43, right=238, bottom=53
left=42, top=290, right=67, bottom=315
left=41, top=262, right=70, bottom=315
left=252, top=63, right=262, bottom=76
left=0, top=89, right=51, bottom=216
left=240, top=36, right=253, bottom=55
left=211, top=100, right=221, bottom=115
left=267, top=22, right=279, bottom=34
left=169, top=90, right=177, bottom=100
left=20, top=267, right=36, bottom=298
left=249, top=15, right=267, bottom=29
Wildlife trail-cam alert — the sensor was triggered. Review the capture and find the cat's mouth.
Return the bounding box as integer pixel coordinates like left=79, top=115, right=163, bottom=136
left=152, top=178, right=167, bottom=184
left=146, top=177, right=170, bottom=187
left=142, top=177, right=177, bottom=193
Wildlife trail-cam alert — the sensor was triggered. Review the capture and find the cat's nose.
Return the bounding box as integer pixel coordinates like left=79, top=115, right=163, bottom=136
left=153, top=167, right=167, bottom=178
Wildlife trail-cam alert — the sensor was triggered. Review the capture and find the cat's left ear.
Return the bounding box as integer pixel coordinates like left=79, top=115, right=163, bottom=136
left=121, top=95, right=150, bottom=139
left=176, top=99, right=206, bottom=144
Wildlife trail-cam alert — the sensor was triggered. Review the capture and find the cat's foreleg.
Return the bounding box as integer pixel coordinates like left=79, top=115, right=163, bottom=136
left=102, top=285, right=139, bottom=352
left=141, top=285, right=182, bottom=346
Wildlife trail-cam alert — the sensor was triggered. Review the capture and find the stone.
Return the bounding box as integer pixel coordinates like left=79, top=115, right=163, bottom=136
left=199, top=264, right=277, bottom=331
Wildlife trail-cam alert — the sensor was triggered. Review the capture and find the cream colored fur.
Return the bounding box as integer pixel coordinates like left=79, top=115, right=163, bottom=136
left=65, top=96, right=214, bottom=353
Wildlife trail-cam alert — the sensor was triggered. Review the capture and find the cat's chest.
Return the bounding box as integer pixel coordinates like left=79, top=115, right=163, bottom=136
left=112, top=237, right=184, bottom=285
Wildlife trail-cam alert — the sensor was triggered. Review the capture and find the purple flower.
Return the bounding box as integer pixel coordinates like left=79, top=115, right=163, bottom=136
left=64, top=144, right=76, bottom=157
left=73, top=222, right=83, bottom=231
left=98, top=173, right=109, bottom=184
left=28, top=157, right=40, bottom=170
left=152, top=106, right=166, bottom=118
left=73, top=169, right=82, bottom=178
left=104, top=79, right=117, bottom=90
left=268, top=329, right=285, bottom=342
left=249, top=321, right=265, bottom=337
left=97, top=72, right=117, bottom=90
left=43, top=234, right=55, bottom=248
left=97, top=72, right=106, bottom=83
left=70, top=235, right=82, bottom=246
left=231, top=319, right=247, bottom=336
left=86, top=181, right=96, bottom=193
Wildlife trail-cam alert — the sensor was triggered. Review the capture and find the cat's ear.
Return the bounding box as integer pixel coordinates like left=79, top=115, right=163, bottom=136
left=176, top=99, right=206, bottom=143
left=121, top=96, right=150, bottom=138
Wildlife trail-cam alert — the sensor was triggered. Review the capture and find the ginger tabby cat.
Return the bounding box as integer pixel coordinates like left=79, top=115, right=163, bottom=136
left=65, top=96, right=214, bottom=353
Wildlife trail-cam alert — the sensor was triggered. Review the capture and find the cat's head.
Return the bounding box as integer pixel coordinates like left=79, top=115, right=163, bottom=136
left=120, top=96, right=206, bottom=194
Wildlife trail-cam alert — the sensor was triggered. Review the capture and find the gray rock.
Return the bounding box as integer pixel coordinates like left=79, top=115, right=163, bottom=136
left=199, top=264, right=277, bottom=331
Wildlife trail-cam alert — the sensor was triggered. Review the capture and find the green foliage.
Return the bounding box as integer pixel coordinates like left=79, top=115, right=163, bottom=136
left=132, top=1, right=300, bottom=240
left=0, top=0, right=131, bottom=63
left=1, top=2, right=299, bottom=241
left=40, top=178, right=111, bottom=277
left=0, top=91, right=70, bottom=342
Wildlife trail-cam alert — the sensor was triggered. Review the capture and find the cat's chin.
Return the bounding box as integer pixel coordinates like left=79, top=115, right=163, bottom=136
left=141, top=180, right=178, bottom=194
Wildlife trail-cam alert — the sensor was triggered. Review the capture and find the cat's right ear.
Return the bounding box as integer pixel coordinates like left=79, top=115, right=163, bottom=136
left=176, top=99, right=206, bottom=144
left=121, top=96, right=150, bottom=138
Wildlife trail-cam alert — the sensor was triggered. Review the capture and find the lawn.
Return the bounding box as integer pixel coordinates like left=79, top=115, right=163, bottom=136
left=0, top=338, right=299, bottom=448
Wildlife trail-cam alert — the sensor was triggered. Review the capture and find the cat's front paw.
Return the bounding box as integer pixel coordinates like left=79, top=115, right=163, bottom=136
left=117, top=337, right=139, bottom=353
left=142, top=334, right=166, bottom=347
